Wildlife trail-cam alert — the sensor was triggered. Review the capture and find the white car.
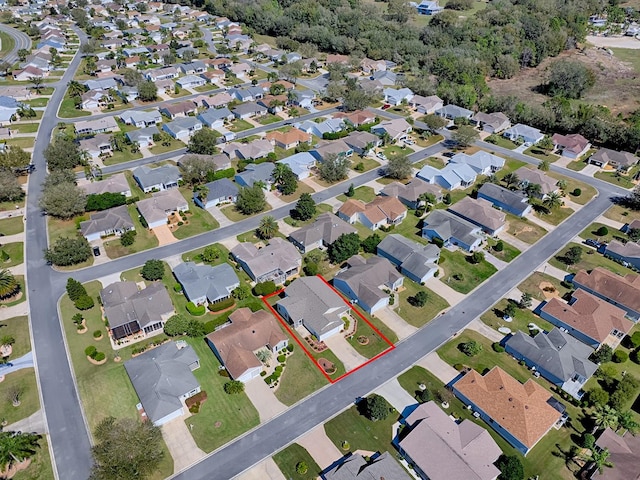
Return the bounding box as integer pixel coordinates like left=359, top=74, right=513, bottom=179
left=404, top=138, right=415, bottom=145
left=376, top=152, right=387, bottom=160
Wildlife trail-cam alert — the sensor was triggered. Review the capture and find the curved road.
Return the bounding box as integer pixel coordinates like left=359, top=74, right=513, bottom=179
left=0, top=23, right=31, bottom=65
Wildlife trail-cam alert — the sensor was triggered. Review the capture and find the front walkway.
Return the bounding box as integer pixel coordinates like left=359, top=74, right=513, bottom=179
left=234, top=458, right=286, bottom=480
left=416, top=352, right=459, bottom=385
left=374, top=306, right=417, bottom=340
left=296, top=425, right=343, bottom=469
left=161, top=416, right=206, bottom=474
left=244, top=377, right=287, bottom=422
left=374, top=378, right=417, bottom=413
left=0, top=302, right=29, bottom=321
left=323, top=335, right=368, bottom=372
left=0, top=351, right=33, bottom=375
left=536, top=262, right=571, bottom=282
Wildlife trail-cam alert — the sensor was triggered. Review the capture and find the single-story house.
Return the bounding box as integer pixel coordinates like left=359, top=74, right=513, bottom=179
left=229, top=86, right=264, bottom=102
left=589, top=148, right=638, bottom=172
left=81, top=172, right=131, bottom=198
left=144, top=66, right=179, bottom=82
left=417, top=163, right=477, bottom=190
left=310, top=140, right=353, bottom=162
left=380, top=178, right=443, bottom=209
left=231, top=237, right=301, bottom=284
left=338, top=196, right=407, bottom=231
left=133, top=165, right=181, bottom=193
left=79, top=134, right=113, bottom=160
left=136, top=189, right=189, bottom=229
left=398, top=401, right=502, bottom=480
left=447, top=196, right=506, bottom=235
left=288, top=212, right=356, bottom=254
left=265, top=128, right=311, bottom=150
left=435, top=104, right=473, bottom=122
left=604, top=240, right=640, bottom=270
left=179, top=61, right=207, bottom=75
left=416, top=0, right=444, bottom=15
left=342, top=131, right=381, bottom=155
left=178, top=153, right=231, bottom=172
left=127, top=126, right=160, bottom=149
left=592, top=428, right=640, bottom=480
left=162, top=117, right=203, bottom=140
left=324, top=452, right=412, bottom=480
left=100, top=281, right=174, bottom=340
left=176, top=74, right=206, bottom=89
left=297, top=118, right=345, bottom=138
left=159, top=100, right=197, bottom=119
left=202, top=92, right=233, bottom=109
left=377, top=234, right=440, bottom=283
left=224, top=139, right=274, bottom=161
left=234, top=163, right=275, bottom=189
left=197, top=107, right=234, bottom=129
left=119, top=109, right=162, bottom=127
left=505, top=328, right=598, bottom=400
left=206, top=308, right=288, bottom=382
left=503, top=123, right=544, bottom=145
left=124, top=341, right=200, bottom=425
left=408, top=94, right=443, bottom=115
left=79, top=205, right=135, bottom=242
left=514, top=167, right=559, bottom=199
left=452, top=367, right=563, bottom=456
left=551, top=133, right=591, bottom=159
left=276, top=276, right=347, bottom=342
left=572, top=268, right=640, bottom=321
left=193, top=178, right=238, bottom=209
left=75, top=116, right=118, bottom=135
left=289, top=89, right=315, bottom=109
left=383, top=87, right=414, bottom=106
left=477, top=183, right=532, bottom=217
left=333, top=255, right=403, bottom=314
left=540, top=289, right=633, bottom=349
left=334, top=110, right=377, bottom=128
left=277, top=152, right=316, bottom=180
left=173, top=262, right=239, bottom=305
left=471, top=111, right=511, bottom=133
left=421, top=209, right=483, bottom=252
left=449, top=150, right=505, bottom=176
left=371, top=118, right=412, bottom=142
left=232, top=101, right=268, bottom=119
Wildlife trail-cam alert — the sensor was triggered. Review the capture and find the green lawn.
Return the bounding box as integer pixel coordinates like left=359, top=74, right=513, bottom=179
left=273, top=443, right=322, bottom=480
left=181, top=242, right=230, bottom=264
left=0, top=275, right=26, bottom=307
left=5, top=137, right=35, bottom=149
left=102, top=149, right=143, bottom=166
left=0, top=30, right=15, bottom=56
left=412, top=156, right=444, bottom=170
left=23, top=97, right=49, bottom=108
left=12, top=436, right=54, bottom=480
left=0, top=369, right=39, bottom=425
left=549, top=242, right=633, bottom=276
left=336, top=185, right=376, bottom=203
left=324, top=396, right=398, bottom=454
left=396, top=278, right=449, bottom=327
left=0, top=216, right=24, bottom=235
left=486, top=136, right=518, bottom=150
left=0, top=241, right=24, bottom=267
left=47, top=215, right=83, bottom=243
left=123, top=170, right=146, bottom=200
left=279, top=181, right=316, bottom=204
left=484, top=238, right=521, bottom=262
left=506, top=214, right=547, bottom=244
left=182, top=337, right=260, bottom=453
left=59, top=95, right=90, bottom=118
left=274, top=343, right=329, bottom=406
left=566, top=160, right=587, bottom=171
left=533, top=205, right=574, bottom=226
left=438, top=249, right=497, bottom=294
left=149, top=139, right=186, bottom=155
left=172, top=191, right=220, bottom=240
left=10, top=123, right=39, bottom=134
left=604, top=204, right=639, bottom=224
left=0, top=315, right=31, bottom=358
left=517, top=271, right=572, bottom=303
left=351, top=156, right=380, bottom=173
left=594, top=170, right=636, bottom=189
left=480, top=298, right=555, bottom=334
left=349, top=313, right=394, bottom=359
left=579, top=222, right=628, bottom=244
left=228, top=119, right=253, bottom=132
left=546, top=171, right=597, bottom=206
left=256, top=113, right=282, bottom=125
left=220, top=203, right=272, bottom=222
left=283, top=203, right=333, bottom=228
left=392, top=210, right=429, bottom=244
left=103, top=205, right=159, bottom=259
left=382, top=145, right=409, bottom=158
left=524, top=146, right=559, bottom=162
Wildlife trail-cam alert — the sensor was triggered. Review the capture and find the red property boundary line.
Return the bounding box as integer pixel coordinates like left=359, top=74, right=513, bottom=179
left=261, top=275, right=395, bottom=384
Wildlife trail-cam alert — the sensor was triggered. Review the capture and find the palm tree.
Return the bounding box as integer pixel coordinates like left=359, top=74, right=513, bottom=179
left=0, top=335, right=15, bottom=347
left=590, top=448, right=613, bottom=474
left=0, top=269, right=19, bottom=300
left=525, top=183, right=542, bottom=198
left=538, top=159, right=550, bottom=171
left=271, top=163, right=291, bottom=186
left=67, top=80, right=86, bottom=98
left=502, top=172, right=519, bottom=188
left=29, top=76, right=43, bottom=94
left=0, top=430, right=42, bottom=472
left=556, top=179, right=568, bottom=191
left=592, top=404, right=619, bottom=431
left=543, top=191, right=564, bottom=210
left=256, top=216, right=278, bottom=240
left=195, top=185, right=209, bottom=203
left=617, top=410, right=639, bottom=433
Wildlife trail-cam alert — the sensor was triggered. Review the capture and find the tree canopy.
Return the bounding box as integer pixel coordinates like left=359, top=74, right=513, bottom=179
left=236, top=185, right=267, bottom=215
left=318, top=153, right=350, bottom=183
left=328, top=233, right=360, bottom=264
left=187, top=128, right=220, bottom=155
left=292, top=193, right=316, bottom=221
left=44, top=137, right=86, bottom=171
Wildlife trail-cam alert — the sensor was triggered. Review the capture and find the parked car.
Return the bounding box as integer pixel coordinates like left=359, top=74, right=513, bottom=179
left=404, top=138, right=415, bottom=145
left=381, top=104, right=391, bottom=110
left=376, top=152, right=387, bottom=161
left=93, top=246, right=101, bottom=257
left=0, top=362, right=14, bottom=369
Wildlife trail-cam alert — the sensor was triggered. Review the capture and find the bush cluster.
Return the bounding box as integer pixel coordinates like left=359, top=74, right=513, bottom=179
left=186, top=302, right=206, bottom=316
left=254, top=281, right=277, bottom=296
left=207, top=297, right=235, bottom=312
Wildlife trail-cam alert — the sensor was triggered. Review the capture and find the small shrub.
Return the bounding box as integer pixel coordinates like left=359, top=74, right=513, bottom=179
left=613, top=350, right=628, bottom=363
left=120, top=229, right=136, bottom=247
left=93, top=352, right=106, bottom=362
left=93, top=330, right=102, bottom=338
left=286, top=343, right=294, bottom=352
left=72, top=313, right=84, bottom=325
left=275, top=365, right=283, bottom=373
left=572, top=188, right=581, bottom=197
left=186, top=302, right=206, bottom=316
left=304, top=262, right=319, bottom=276
left=493, top=240, right=504, bottom=252
left=596, top=226, right=609, bottom=236
left=254, top=281, right=277, bottom=296
left=84, top=346, right=97, bottom=357
left=173, top=284, right=183, bottom=292
left=416, top=389, right=432, bottom=403
left=296, top=461, right=308, bottom=475
left=218, top=369, right=229, bottom=377
left=75, top=295, right=95, bottom=310
left=189, top=403, right=200, bottom=414
left=453, top=363, right=464, bottom=371
left=460, top=340, right=482, bottom=357
left=354, top=162, right=364, bottom=172
left=260, top=371, right=267, bottom=377
left=432, top=237, right=444, bottom=248
left=203, top=321, right=217, bottom=334
left=277, top=354, right=286, bottom=363
left=492, top=342, right=505, bottom=353
left=224, top=380, right=245, bottom=394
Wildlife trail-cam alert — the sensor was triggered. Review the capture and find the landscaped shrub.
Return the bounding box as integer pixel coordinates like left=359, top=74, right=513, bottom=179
left=272, top=370, right=281, bottom=379
left=72, top=313, right=84, bottom=325
left=75, top=295, right=95, bottom=310
left=493, top=240, right=504, bottom=252
left=275, top=365, right=283, bottom=373
left=432, top=237, right=444, bottom=248
left=189, top=403, right=200, bottom=414
left=453, top=363, right=464, bottom=371
left=627, top=332, right=640, bottom=349
left=66, top=278, right=87, bottom=302
left=572, top=188, right=581, bottom=197
left=260, top=371, right=267, bottom=377
left=120, top=229, right=136, bottom=247
left=277, top=354, right=286, bottom=363
left=93, top=352, right=106, bottom=362
left=492, top=342, right=505, bottom=353
left=296, top=462, right=309, bottom=475
left=416, top=389, right=432, bottom=403
left=596, top=226, right=609, bottom=236
left=287, top=344, right=294, bottom=352
left=303, top=262, right=319, bottom=276
left=253, top=281, right=277, bottom=296
left=460, top=340, right=482, bottom=357
left=186, top=302, right=206, bottom=316
left=408, top=291, right=428, bottom=307
left=173, top=284, right=183, bottom=292
left=218, top=369, right=229, bottom=377
left=224, top=380, right=245, bottom=394
left=93, top=330, right=102, bottom=338
left=203, top=320, right=217, bottom=335
left=354, top=162, right=364, bottom=172
left=85, top=346, right=97, bottom=357
left=613, top=350, right=629, bottom=363
left=207, top=297, right=235, bottom=312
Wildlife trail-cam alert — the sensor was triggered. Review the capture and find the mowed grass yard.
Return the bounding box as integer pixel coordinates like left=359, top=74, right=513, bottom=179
left=336, top=185, right=376, bottom=203
left=220, top=203, right=272, bottom=222
left=517, top=271, right=572, bottom=302
left=0, top=369, right=39, bottom=425
left=506, top=214, right=547, bottom=244
left=480, top=298, right=556, bottom=334
left=396, top=278, right=449, bottom=327
left=0, top=216, right=24, bottom=235
left=0, top=241, right=24, bottom=267
left=549, top=242, right=633, bottom=276
left=273, top=443, right=322, bottom=480
left=103, top=205, right=159, bottom=259
left=438, top=249, right=497, bottom=294
left=274, top=341, right=329, bottom=406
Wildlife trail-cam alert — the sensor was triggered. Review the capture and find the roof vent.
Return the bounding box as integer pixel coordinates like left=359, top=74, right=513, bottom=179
left=252, top=330, right=255, bottom=334
left=508, top=397, right=513, bottom=402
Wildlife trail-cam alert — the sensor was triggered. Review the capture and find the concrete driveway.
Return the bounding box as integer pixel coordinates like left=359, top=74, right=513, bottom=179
left=152, top=224, right=177, bottom=245
left=206, top=205, right=233, bottom=227
left=0, top=351, right=33, bottom=375
left=373, top=307, right=417, bottom=340
left=234, top=458, right=285, bottom=480
left=244, top=378, right=287, bottom=422
left=323, top=335, right=368, bottom=372
left=297, top=426, right=343, bottom=469
left=161, top=416, right=206, bottom=474
left=416, top=352, right=459, bottom=385
left=375, top=378, right=417, bottom=413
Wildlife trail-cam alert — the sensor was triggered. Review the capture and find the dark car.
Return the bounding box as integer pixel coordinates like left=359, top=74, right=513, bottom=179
left=93, top=246, right=101, bottom=257
left=0, top=362, right=14, bottom=368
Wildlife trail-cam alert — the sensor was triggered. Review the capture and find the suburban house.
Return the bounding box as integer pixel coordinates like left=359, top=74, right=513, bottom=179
left=551, top=133, right=591, bottom=159
left=622, top=219, right=640, bottom=234
left=193, top=178, right=238, bottom=209
left=471, top=111, right=511, bottom=133
left=159, top=101, right=197, bottom=119
left=324, top=452, right=411, bottom=480
left=343, top=131, right=381, bottom=155
left=503, top=124, right=544, bottom=145
left=589, top=148, right=638, bottom=171
left=277, top=152, right=316, bottom=180
left=127, top=126, right=159, bottom=149
left=452, top=367, right=563, bottom=456
left=417, top=163, right=477, bottom=191
left=234, top=163, right=275, bottom=189
left=334, top=110, right=377, bottom=128
left=449, top=150, right=505, bottom=176
left=79, top=134, right=113, bottom=160
left=604, top=240, right=640, bottom=270
left=178, top=153, right=231, bottom=173
left=162, top=117, right=203, bottom=140
left=398, top=401, right=502, bottom=480
left=81, top=173, right=131, bottom=198
left=229, top=86, right=265, bottom=102
left=289, top=89, right=315, bottom=109
left=515, top=167, right=559, bottom=199
left=360, top=57, right=387, bottom=74
left=572, top=268, right=640, bottom=321
left=232, top=101, right=268, bottom=119
left=380, top=178, right=443, bottom=209
left=79, top=205, right=135, bottom=242
left=224, top=139, right=274, bottom=161
left=310, top=140, right=353, bottom=162
left=265, top=128, right=311, bottom=150
left=206, top=308, right=288, bottom=382
left=100, top=281, right=174, bottom=340
left=176, top=75, right=207, bottom=89
left=377, top=234, right=440, bottom=283
left=203, top=92, right=233, bottom=108
left=80, top=90, right=107, bottom=111
left=297, top=118, right=345, bottom=138
left=448, top=197, right=506, bottom=235
left=276, top=276, right=348, bottom=342
left=371, top=118, right=412, bottom=142
left=435, top=104, right=473, bottom=123
left=421, top=209, right=483, bottom=252
left=383, top=87, right=414, bottom=106
left=144, top=66, right=179, bottom=82
left=477, top=183, right=532, bottom=217
left=338, top=196, right=407, bottom=231
left=592, top=428, right=640, bottom=480
left=231, top=238, right=302, bottom=284
left=540, top=289, right=633, bottom=349
left=119, top=109, right=162, bottom=127
left=333, top=255, right=404, bottom=313
left=124, top=341, right=200, bottom=425
left=416, top=0, right=444, bottom=15
left=136, top=189, right=189, bottom=229
left=289, top=212, right=356, bottom=254
left=408, top=95, right=443, bottom=115
left=75, top=116, right=118, bottom=135
left=173, top=262, right=240, bottom=306
left=133, top=165, right=181, bottom=193
left=179, top=60, right=207, bottom=75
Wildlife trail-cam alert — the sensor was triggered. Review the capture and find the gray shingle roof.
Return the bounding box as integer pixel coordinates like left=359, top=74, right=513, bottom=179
left=200, top=178, right=238, bottom=201
left=324, top=452, right=411, bottom=480
left=133, top=164, right=181, bottom=190
left=289, top=212, right=356, bottom=249
left=173, top=262, right=240, bottom=303
left=377, top=234, right=439, bottom=280
left=80, top=205, right=134, bottom=237
left=422, top=210, right=481, bottom=247
left=334, top=256, right=402, bottom=308
left=477, top=183, right=530, bottom=216
left=231, top=237, right=301, bottom=280
left=100, top=281, right=174, bottom=331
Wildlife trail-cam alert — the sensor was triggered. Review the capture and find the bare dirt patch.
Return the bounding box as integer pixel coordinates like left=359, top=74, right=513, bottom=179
left=539, top=281, right=559, bottom=299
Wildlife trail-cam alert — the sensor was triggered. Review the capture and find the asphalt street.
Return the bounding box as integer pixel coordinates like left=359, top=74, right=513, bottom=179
left=0, top=23, right=31, bottom=65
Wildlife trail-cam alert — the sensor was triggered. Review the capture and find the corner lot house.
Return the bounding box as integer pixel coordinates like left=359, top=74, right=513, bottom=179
left=231, top=237, right=301, bottom=284
left=124, top=341, right=200, bottom=425
left=80, top=205, right=134, bottom=242
left=133, top=165, right=181, bottom=193
left=477, top=183, right=532, bottom=217
left=589, top=148, right=638, bottom=171
left=503, top=123, right=544, bottom=145
left=572, top=268, right=640, bottom=321
left=417, top=163, right=477, bottom=191
left=447, top=196, right=506, bottom=235
left=81, top=172, right=131, bottom=197
left=505, top=328, right=598, bottom=400
left=193, top=178, right=238, bottom=209
left=471, top=111, right=511, bottom=134
left=453, top=367, right=563, bottom=456
left=421, top=209, right=483, bottom=252
left=333, top=255, right=403, bottom=313
left=173, top=262, right=240, bottom=306
left=514, top=167, right=558, bottom=199
left=398, top=401, right=502, bottom=480
left=380, top=178, right=442, bottom=209
left=377, top=234, right=440, bottom=283
left=100, top=281, right=175, bottom=341
left=540, top=289, right=633, bottom=349
left=288, top=212, right=356, bottom=253
left=136, top=189, right=189, bottom=229
left=338, top=196, right=407, bottom=231
left=277, top=276, right=347, bottom=342
left=551, top=133, right=591, bottom=159
left=206, top=308, right=288, bottom=382
left=324, top=452, right=411, bottom=480
left=604, top=240, right=640, bottom=270
left=593, top=428, right=640, bottom=480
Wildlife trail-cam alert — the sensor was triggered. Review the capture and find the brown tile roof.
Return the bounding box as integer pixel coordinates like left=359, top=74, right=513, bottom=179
left=206, top=308, right=287, bottom=380
left=363, top=196, right=406, bottom=224
left=551, top=133, right=590, bottom=155
left=541, top=289, right=633, bottom=342
left=573, top=267, right=640, bottom=315
left=338, top=199, right=366, bottom=218
left=454, top=367, right=561, bottom=449
left=265, top=128, right=311, bottom=146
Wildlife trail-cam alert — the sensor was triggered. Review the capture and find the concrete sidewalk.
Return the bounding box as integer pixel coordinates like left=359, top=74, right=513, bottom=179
left=536, top=262, right=570, bottom=282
